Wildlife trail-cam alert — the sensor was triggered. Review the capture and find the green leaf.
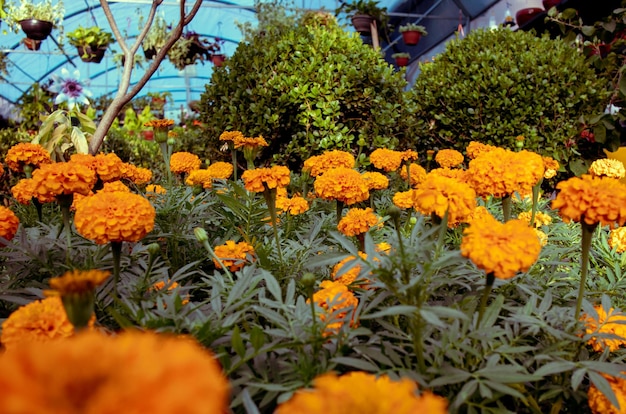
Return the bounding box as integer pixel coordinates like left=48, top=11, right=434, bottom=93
left=360, top=305, right=418, bottom=320
left=589, top=371, right=621, bottom=410
left=231, top=325, right=246, bottom=357
left=534, top=361, right=576, bottom=377
left=429, top=367, right=472, bottom=387
left=331, top=356, right=379, bottom=372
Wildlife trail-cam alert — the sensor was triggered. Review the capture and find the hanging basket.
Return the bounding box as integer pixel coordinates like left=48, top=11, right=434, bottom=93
left=77, top=46, right=107, bottom=63
left=351, top=14, right=375, bottom=34
left=19, top=19, right=53, bottom=41
left=143, top=46, right=157, bottom=60
left=401, top=31, right=422, bottom=46
left=22, top=37, right=42, bottom=51
left=211, top=54, right=226, bottom=67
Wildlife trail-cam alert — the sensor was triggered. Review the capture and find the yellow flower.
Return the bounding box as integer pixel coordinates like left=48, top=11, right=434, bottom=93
left=609, top=227, right=626, bottom=253
left=74, top=191, right=156, bottom=244
left=242, top=165, right=291, bottom=192
left=276, top=196, right=309, bottom=215
left=206, top=161, right=234, bottom=180
left=402, top=149, right=419, bottom=162
left=31, top=161, right=97, bottom=199
left=517, top=211, right=552, bottom=228
left=151, top=279, right=190, bottom=306
left=213, top=240, right=256, bottom=271
left=413, top=174, right=476, bottom=226
left=552, top=175, right=626, bottom=228
left=337, top=207, right=380, bottom=236
left=311, top=280, right=358, bottom=336
left=275, top=371, right=448, bottom=414
left=589, top=158, right=626, bottom=180
left=313, top=167, right=369, bottom=205
left=466, top=148, right=544, bottom=199
left=428, top=167, right=468, bottom=183
left=583, top=305, right=626, bottom=352
left=146, top=184, right=166, bottom=195
left=535, top=228, right=548, bottom=247
left=49, top=270, right=111, bottom=295
left=435, top=149, right=465, bottom=168
left=0, top=206, right=20, bottom=243
left=219, top=130, right=245, bottom=146
left=93, top=153, right=126, bottom=182
left=99, top=180, right=130, bottom=193
left=0, top=330, right=230, bottom=414
left=170, top=152, right=202, bottom=174
left=0, top=296, right=76, bottom=350
left=5, top=143, right=51, bottom=173
left=233, top=135, right=268, bottom=150
left=332, top=252, right=369, bottom=286
left=542, top=156, right=559, bottom=179
left=466, top=205, right=494, bottom=225
left=144, top=118, right=175, bottom=128
left=466, top=141, right=497, bottom=159
left=369, top=148, right=405, bottom=172
left=461, top=216, right=542, bottom=279
left=361, top=171, right=389, bottom=190
left=303, top=150, right=355, bottom=177
left=392, top=189, right=418, bottom=209
left=122, top=164, right=152, bottom=185
left=588, top=374, right=626, bottom=414
left=399, top=163, right=427, bottom=187
left=186, top=169, right=214, bottom=189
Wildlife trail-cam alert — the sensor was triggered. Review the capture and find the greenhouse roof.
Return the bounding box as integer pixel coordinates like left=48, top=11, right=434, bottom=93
left=0, top=0, right=499, bottom=117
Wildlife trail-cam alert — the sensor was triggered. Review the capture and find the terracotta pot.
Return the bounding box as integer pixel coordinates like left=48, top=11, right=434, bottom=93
left=211, top=54, right=226, bottom=67
left=395, top=57, right=409, bottom=67
left=19, top=19, right=53, bottom=41
left=516, top=8, right=543, bottom=27
left=143, top=130, right=154, bottom=141
left=77, top=46, right=107, bottom=63
left=351, top=14, right=375, bottom=33
left=401, top=31, right=421, bottom=46
left=23, top=37, right=42, bottom=51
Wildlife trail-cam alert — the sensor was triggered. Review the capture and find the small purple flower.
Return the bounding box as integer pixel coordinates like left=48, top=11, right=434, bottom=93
left=48, top=68, right=93, bottom=110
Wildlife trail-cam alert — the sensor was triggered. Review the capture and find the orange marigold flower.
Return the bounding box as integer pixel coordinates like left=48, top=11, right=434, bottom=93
left=0, top=296, right=75, bottom=350
left=583, top=305, right=626, bottom=352
left=588, top=374, right=626, bottom=414
left=276, top=196, right=309, bottom=215
left=589, top=158, right=626, bottom=180
left=466, top=148, right=544, bottom=199
left=144, top=118, right=175, bottom=128
left=146, top=184, right=166, bottom=195
left=213, top=240, right=256, bottom=271
left=461, top=217, right=542, bottom=279
left=361, top=171, right=389, bottom=190
left=303, top=150, right=355, bottom=177
left=369, top=148, right=405, bottom=172
left=99, top=181, right=130, bottom=193
left=31, top=161, right=97, bottom=199
left=219, top=130, right=245, bottom=146
left=242, top=165, right=291, bottom=192
left=376, top=242, right=392, bottom=254
left=5, top=143, right=51, bottom=173
left=0, top=330, right=230, bottom=414
left=313, top=167, right=369, bottom=205
left=49, top=269, right=110, bottom=295
left=393, top=189, right=418, bottom=209
left=93, top=153, right=125, bottom=182
left=0, top=206, right=20, bottom=243
left=399, top=163, right=428, bottom=187
left=337, top=207, right=380, bottom=236
left=402, top=149, right=419, bottom=162
left=466, top=205, right=494, bottom=225
left=170, top=152, right=202, bottom=174
left=275, top=371, right=448, bottom=414
left=332, top=252, right=368, bottom=286
left=122, top=163, right=152, bottom=185
left=435, top=149, right=465, bottom=168
left=535, top=229, right=548, bottom=247
left=517, top=211, right=552, bottom=228
left=466, top=141, right=497, bottom=159
left=11, top=178, right=39, bottom=204
left=413, top=174, right=477, bottom=226
left=428, top=167, right=468, bottom=183
left=0, top=163, right=3, bottom=177
left=207, top=161, right=234, bottom=180
left=74, top=191, right=156, bottom=244
left=152, top=280, right=190, bottom=306
left=233, top=135, right=268, bottom=150
left=311, top=280, right=358, bottom=335
left=543, top=156, right=560, bottom=179
left=552, top=175, right=626, bottom=228
left=186, top=169, right=214, bottom=189
left=609, top=227, right=626, bottom=253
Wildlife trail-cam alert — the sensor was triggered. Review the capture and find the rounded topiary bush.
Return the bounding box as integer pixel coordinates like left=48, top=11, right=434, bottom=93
left=199, top=6, right=414, bottom=168
left=408, top=28, right=608, bottom=175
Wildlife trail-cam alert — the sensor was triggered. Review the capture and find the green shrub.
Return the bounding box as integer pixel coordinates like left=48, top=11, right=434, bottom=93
left=199, top=4, right=414, bottom=168
left=408, top=28, right=607, bottom=175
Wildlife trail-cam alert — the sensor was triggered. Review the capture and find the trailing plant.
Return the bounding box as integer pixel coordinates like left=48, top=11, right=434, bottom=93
left=140, top=14, right=169, bottom=57
left=399, top=23, right=427, bottom=34
left=409, top=28, right=608, bottom=176
left=66, top=26, right=114, bottom=50
left=5, top=0, right=64, bottom=32
left=391, top=52, right=409, bottom=58
left=200, top=4, right=414, bottom=168
left=335, top=0, right=388, bottom=27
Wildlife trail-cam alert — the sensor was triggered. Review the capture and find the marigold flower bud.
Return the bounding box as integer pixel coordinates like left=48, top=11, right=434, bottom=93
left=194, top=227, right=209, bottom=243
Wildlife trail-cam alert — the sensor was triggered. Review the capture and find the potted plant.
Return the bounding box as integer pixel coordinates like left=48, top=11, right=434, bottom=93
left=66, top=26, right=115, bottom=63
left=391, top=52, right=410, bottom=67
left=167, top=32, right=221, bottom=70
left=6, top=0, right=64, bottom=41
left=398, top=23, right=427, bottom=46
left=336, top=0, right=388, bottom=34
left=146, top=91, right=172, bottom=111
left=141, top=15, right=169, bottom=60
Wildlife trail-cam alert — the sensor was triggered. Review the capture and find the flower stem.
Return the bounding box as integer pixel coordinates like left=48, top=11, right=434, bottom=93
left=501, top=194, right=512, bottom=222
left=530, top=179, right=542, bottom=228
left=476, top=272, right=495, bottom=327
left=411, top=313, right=427, bottom=374
left=111, top=241, right=123, bottom=302
left=336, top=200, right=344, bottom=226
left=231, top=148, right=238, bottom=181
left=575, top=222, right=597, bottom=320
left=263, top=187, right=284, bottom=264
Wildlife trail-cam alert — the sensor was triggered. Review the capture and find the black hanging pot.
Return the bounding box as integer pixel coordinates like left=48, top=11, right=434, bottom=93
left=143, top=46, right=157, bottom=60
left=77, top=46, right=107, bottom=63
left=19, top=19, right=53, bottom=41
